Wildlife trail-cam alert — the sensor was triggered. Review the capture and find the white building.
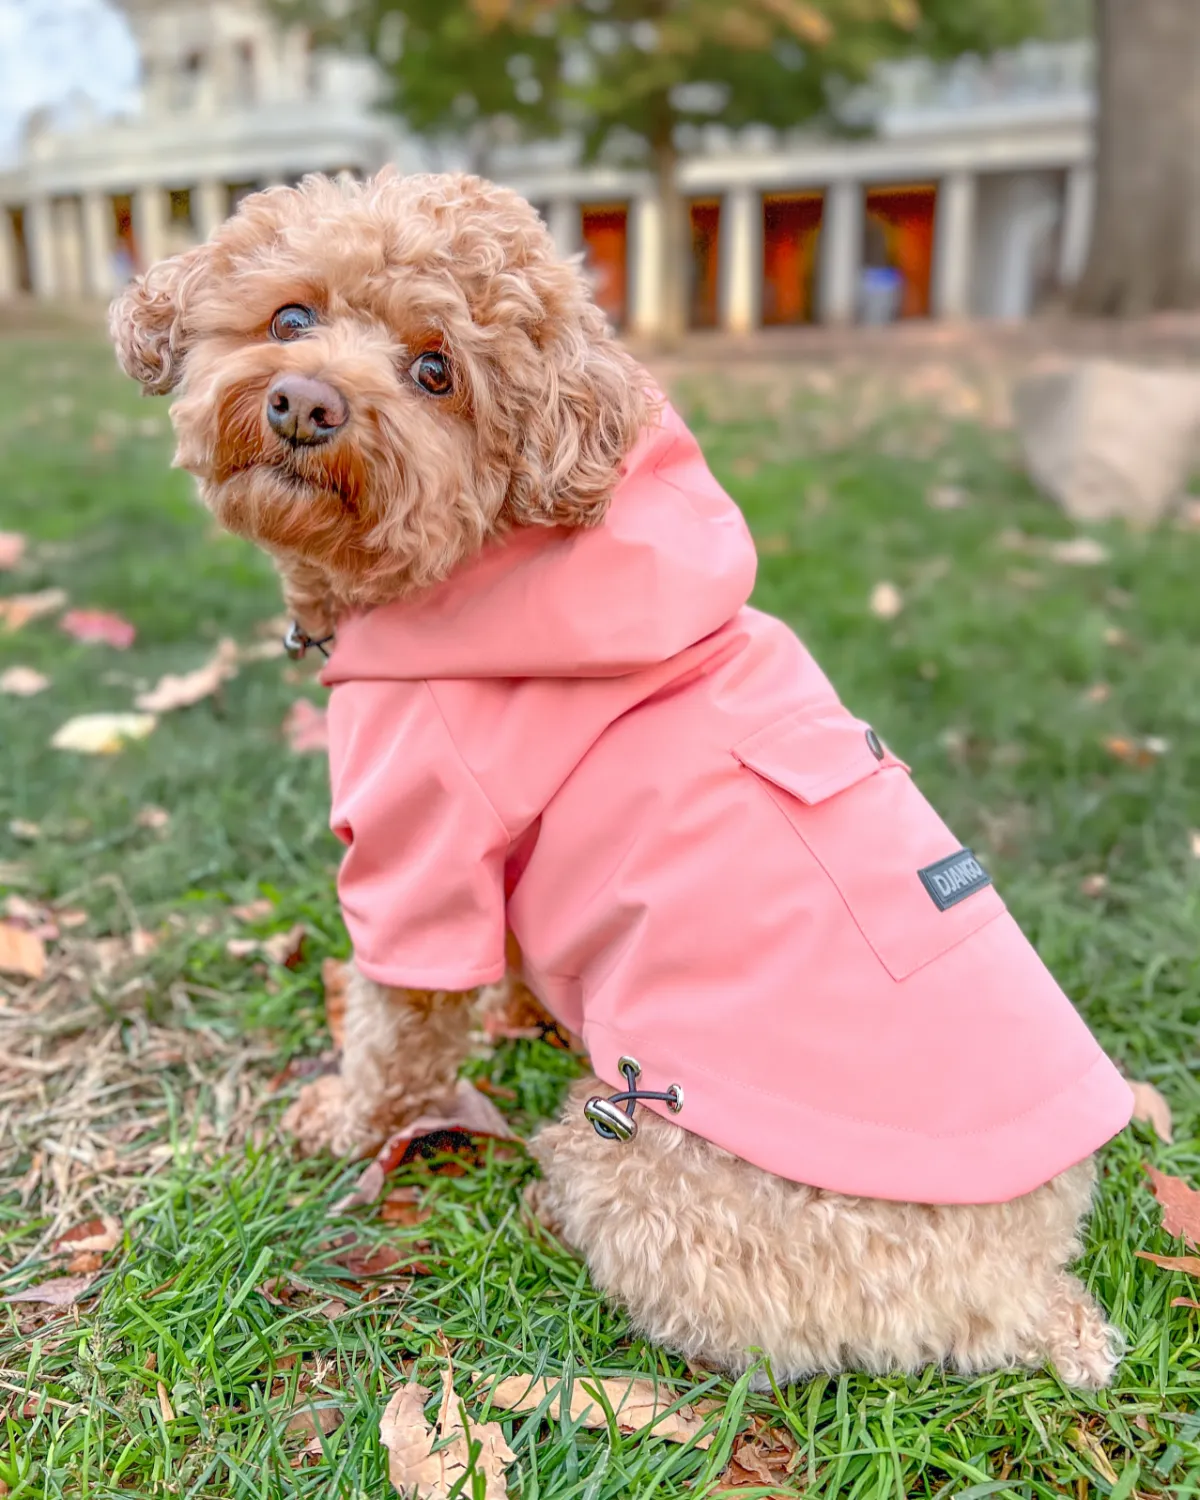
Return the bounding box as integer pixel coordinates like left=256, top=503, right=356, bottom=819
left=0, top=0, right=1097, bottom=337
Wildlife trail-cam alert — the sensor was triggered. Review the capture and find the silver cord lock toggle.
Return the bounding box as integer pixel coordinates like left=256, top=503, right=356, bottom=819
left=283, top=621, right=335, bottom=661
left=584, top=1056, right=684, bottom=1142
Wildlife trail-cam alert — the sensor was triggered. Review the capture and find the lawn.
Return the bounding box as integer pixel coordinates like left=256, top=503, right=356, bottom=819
left=1, top=328, right=1199, bottom=1498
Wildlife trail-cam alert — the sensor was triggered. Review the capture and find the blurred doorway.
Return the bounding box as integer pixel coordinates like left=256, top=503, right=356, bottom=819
left=581, top=203, right=628, bottom=329
left=862, top=184, right=936, bottom=320
left=689, top=199, right=720, bottom=329
left=7, top=209, right=31, bottom=293
left=761, top=191, right=823, bottom=325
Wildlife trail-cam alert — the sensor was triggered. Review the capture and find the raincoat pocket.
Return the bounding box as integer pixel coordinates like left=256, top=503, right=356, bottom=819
left=733, top=708, right=1005, bottom=981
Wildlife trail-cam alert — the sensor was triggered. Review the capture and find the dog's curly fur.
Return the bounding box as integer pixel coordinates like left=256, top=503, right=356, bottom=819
left=110, top=169, right=1119, bottom=1390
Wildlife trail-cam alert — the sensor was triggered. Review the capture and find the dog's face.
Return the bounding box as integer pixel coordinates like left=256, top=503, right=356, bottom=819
left=110, top=171, right=647, bottom=621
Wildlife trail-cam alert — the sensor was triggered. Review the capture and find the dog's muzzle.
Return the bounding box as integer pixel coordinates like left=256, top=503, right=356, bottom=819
left=584, top=1056, right=684, bottom=1142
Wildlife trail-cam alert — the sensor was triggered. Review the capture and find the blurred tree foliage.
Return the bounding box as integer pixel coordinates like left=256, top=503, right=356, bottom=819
left=285, top=0, right=1060, bottom=334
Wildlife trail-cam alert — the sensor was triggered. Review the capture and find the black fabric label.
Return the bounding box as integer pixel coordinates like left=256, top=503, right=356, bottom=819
left=918, top=849, right=992, bottom=910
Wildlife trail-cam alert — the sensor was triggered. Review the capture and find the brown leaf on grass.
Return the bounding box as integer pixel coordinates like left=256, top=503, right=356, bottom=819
left=0, top=921, right=46, bottom=979
left=225, top=937, right=261, bottom=959
left=1146, top=1167, right=1200, bottom=1247
left=0, top=587, right=67, bottom=631
left=868, top=581, right=903, bottom=620
left=262, top=923, right=306, bottom=968
left=332, top=1080, right=517, bottom=1212
left=135, top=638, right=239, bottom=712
left=1103, top=735, right=1166, bottom=768
left=926, top=484, right=966, bottom=510
left=381, top=1365, right=516, bottom=1500
left=1129, top=1081, right=1173, bottom=1143
left=718, top=1416, right=800, bottom=1488
left=1080, top=873, right=1108, bottom=898
left=323, top=957, right=349, bottom=1050
left=478, top=1373, right=718, bottom=1449
left=1172, top=1297, right=1200, bottom=1310
left=380, top=1186, right=431, bottom=1229
left=286, top=1403, right=343, bottom=1441
left=60, top=608, right=136, bottom=649
left=232, top=897, right=275, bottom=922
left=0, top=666, right=48, bottom=696
left=4, top=1273, right=97, bottom=1306
left=157, top=1381, right=176, bottom=1423
left=1068, top=1424, right=1119, bottom=1486
left=1084, top=682, right=1111, bottom=704
left=284, top=699, right=329, bottom=753
left=1190, top=830, right=1200, bottom=859
left=9, top=819, right=41, bottom=841
left=51, top=712, right=156, bottom=754
left=1047, top=537, right=1110, bottom=567
left=1136, top=1250, right=1200, bottom=1276
left=54, top=1214, right=122, bottom=1257
left=0, top=531, right=26, bottom=569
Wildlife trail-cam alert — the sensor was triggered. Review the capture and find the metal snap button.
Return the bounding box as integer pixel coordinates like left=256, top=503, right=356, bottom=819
left=865, top=728, right=885, bottom=760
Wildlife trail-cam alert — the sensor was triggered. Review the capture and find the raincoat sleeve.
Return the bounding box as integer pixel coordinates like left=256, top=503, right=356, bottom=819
left=326, top=679, right=510, bottom=990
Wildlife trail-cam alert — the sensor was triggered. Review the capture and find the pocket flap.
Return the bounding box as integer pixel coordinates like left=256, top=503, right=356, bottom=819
left=734, top=709, right=907, bottom=805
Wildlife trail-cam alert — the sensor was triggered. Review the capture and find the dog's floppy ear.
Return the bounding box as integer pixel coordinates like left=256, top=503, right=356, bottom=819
left=109, top=243, right=211, bottom=396
left=506, top=299, right=651, bottom=529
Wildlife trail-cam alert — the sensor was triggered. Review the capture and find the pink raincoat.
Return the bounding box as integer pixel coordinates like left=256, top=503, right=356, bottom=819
left=322, top=402, right=1133, bottom=1205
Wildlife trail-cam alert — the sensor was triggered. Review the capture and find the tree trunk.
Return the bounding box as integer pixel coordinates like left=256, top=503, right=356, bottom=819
left=1074, top=0, right=1200, bottom=316
left=653, top=125, right=689, bottom=346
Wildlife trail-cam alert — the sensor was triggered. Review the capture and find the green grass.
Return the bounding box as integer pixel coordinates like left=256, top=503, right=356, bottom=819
left=2, top=334, right=1200, bottom=1497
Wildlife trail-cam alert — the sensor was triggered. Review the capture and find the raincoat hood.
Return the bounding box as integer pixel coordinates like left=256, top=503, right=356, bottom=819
left=323, top=404, right=758, bottom=684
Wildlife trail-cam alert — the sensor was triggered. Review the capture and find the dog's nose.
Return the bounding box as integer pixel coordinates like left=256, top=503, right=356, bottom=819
left=266, top=375, right=348, bottom=446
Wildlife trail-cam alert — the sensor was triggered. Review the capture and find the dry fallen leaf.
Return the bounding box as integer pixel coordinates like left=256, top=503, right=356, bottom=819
left=381, top=1364, right=515, bottom=1500
left=51, top=712, right=156, bottom=754
left=284, top=699, right=329, bottom=753
left=0, top=921, right=46, bottom=979
left=1129, top=1081, right=1173, bottom=1143
left=1103, top=735, right=1165, bottom=768
left=9, top=819, right=41, bottom=842
left=331, top=1079, right=517, bottom=1212
left=60, top=608, right=136, bottom=649
left=0, top=587, right=67, bottom=631
left=926, top=484, right=966, bottom=510
left=135, top=638, right=239, bottom=713
left=1146, top=1166, right=1200, bottom=1248
left=323, top=957, right=349, bottom=1050
left=1190, top=830, right=1200, bottom=860
left=718, top=1416, right=800, bottom=1489
left=4, top=1273, right=97, bottom=1306
left=1080, top=873, right=1108, bottom=898
left=0, top=531, right=26, bottom=569
left=1084, top=682, right=1111, bottom=704
left=1136, top=1250, right=1200, bottom=1276
left=157, top=1381, right=176, bottom=1423
left=1047, top=537, right=1110, bottom=566
left=262, top=923, right=306, bottom=968
left=286, top=1404, right=343, bottom=1441
left=1068, top=1424, right=1119, bottom=1486
left=54, top=1214, right=122, bottom=1257
left=232, top=897, right=275, bottom=923
left=0, top=666, right=49, bottom=696
left=225, top=937, right=261, bottom=960
left=380, top=1186, right=431, bottom=1228
left=479, top=1373, right=717, bottom=1449
left=868, top=581, right=903, bottom=620
left=136, top=804, right=170, bottom=831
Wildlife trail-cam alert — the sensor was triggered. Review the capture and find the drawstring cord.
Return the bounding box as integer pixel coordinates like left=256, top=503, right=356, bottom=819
left=584, top=1057, right=683, bottom=1142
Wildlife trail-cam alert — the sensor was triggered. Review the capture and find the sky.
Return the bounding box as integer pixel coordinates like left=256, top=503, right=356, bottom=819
left=0, top=0, right=139, bottom=165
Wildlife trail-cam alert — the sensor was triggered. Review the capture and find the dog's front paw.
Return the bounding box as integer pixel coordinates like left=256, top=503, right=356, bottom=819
left=282, top=1075, right=382, bottom=1160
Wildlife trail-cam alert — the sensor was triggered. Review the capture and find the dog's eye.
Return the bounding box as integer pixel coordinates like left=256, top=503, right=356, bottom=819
left=270, top=305, right=317, bottom=341
left=409, top=351, right=453, bottom=397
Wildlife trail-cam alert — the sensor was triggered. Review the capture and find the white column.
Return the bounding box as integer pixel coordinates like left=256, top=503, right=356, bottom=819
left=133, top=185, right=168, bottom=270
left=932, top=170, right=977, bottom=320
left=0, top=209, right=18, bottom=299
left=546, top=198, right=580, bottom=259
left=81, top=191, right=113, bottom=298
left=194, top=180, right=227, bottom=241
left=1058, top=163, right=1094, bottom=287
left=718, top=184, right=760, bottom=334
left=55, top=199, right=86, bottom=299
left=818, top=178, right=862, bottom=325
left=629, top=193, right=663, bottom=336
left=26, top=197, right=57, bottom=300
